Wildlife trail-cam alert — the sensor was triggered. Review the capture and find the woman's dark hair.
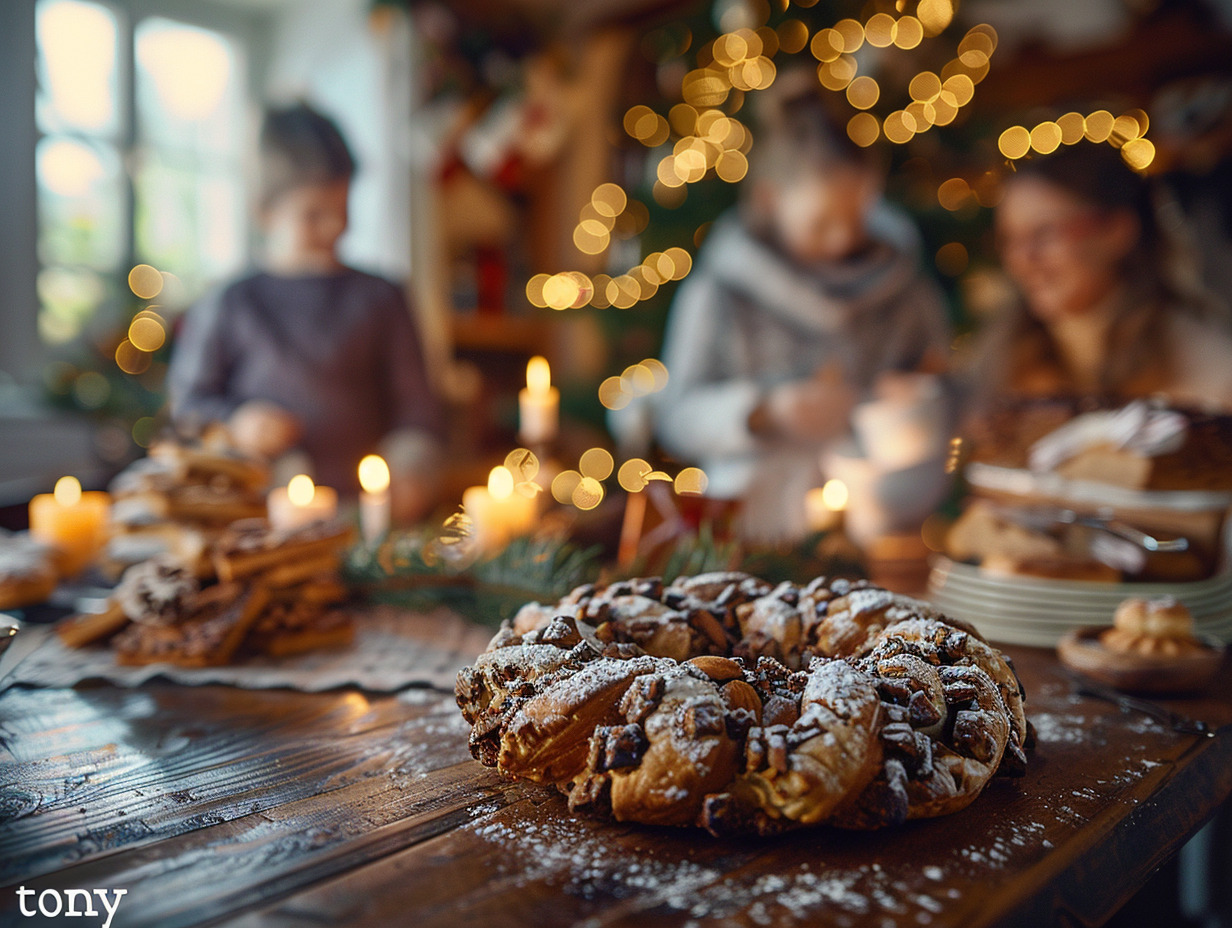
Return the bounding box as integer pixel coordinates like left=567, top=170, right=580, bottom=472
left=258, top=103, right=356, bottom=208
left=977, top=141, right=1218, bottom=401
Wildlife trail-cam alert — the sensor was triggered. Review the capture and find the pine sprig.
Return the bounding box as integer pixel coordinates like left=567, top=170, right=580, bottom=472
left=345, top=531, right=601, bottom=625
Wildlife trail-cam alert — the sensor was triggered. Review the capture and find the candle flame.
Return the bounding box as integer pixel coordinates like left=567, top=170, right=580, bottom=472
left=358, top=454, right=391, bottom=494
left=287, top=474, right=316, bottom=507
left=54, top=475, right=82, bottom=506
left=488, top=466, right=515, bottom=500
left=821, top=478, right=849, bottom=511
left=527, top=355, right=551, bottom=395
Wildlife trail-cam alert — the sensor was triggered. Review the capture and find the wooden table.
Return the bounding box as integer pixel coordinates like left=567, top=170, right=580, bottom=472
left=2, top=644, right=1231, bottom=928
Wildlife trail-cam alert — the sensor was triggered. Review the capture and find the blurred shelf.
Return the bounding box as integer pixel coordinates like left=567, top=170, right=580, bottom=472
left=450, top=313, right=555, bottom=356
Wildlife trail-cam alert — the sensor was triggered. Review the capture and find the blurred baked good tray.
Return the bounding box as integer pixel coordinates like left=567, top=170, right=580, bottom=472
left=965, top=463, right=1232, bottom=513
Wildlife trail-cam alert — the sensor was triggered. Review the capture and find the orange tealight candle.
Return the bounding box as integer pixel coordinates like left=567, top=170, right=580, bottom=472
left=28, top=476, right=111, bottom=576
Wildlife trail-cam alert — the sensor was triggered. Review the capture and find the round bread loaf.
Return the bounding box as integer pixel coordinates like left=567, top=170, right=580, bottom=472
left=456, top=572, right=1030, bottom=835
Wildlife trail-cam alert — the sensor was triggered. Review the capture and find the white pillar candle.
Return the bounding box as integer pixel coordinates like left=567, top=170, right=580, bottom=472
left=267, top=474, right=338, bottom=531
left=518, top=355, right=559, bottom=445
left=461, top=466, right=536, bottom=555
left=357, top=454, right=391, bottom=545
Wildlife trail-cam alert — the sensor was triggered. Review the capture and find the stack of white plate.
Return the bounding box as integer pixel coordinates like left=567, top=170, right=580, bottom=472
left=928, top=556, right=1232, bottom=648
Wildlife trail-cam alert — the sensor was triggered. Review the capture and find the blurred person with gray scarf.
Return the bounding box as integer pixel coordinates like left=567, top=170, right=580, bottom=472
left=652, top=79, right=953, bottom=544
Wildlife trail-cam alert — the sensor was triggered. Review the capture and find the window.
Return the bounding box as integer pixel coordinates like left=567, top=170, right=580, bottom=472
left=35, top=0, right=249, bottom=349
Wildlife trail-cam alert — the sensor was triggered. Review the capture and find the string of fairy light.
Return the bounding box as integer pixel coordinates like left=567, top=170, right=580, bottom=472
left=512, top=0, right=1163, bottom=522
left=527, top=5, right=1003, bottom=315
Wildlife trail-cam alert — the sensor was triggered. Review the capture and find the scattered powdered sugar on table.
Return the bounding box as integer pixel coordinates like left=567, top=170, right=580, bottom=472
left=464, top=810, right=949, bottom=925
left=1029, top=712, right=1091, bottom=745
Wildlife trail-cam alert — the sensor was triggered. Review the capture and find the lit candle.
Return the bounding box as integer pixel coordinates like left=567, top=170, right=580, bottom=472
left=805, top=479, right=848, bottom=533
left=267, top=474, right=338, bottom=531
left=29, top=476, right=111, bottom=576
left=518, top=355, right=559, bottom=445
left=358, top=454, right=391, bottom=545
left=461, top=466, right=536, bottom=554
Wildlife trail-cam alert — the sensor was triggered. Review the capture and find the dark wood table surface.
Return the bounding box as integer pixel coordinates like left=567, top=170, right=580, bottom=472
left=2, top=638, right=1231, bottom=928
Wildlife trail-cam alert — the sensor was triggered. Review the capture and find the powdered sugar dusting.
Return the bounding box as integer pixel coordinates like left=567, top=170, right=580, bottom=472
left=464, top=811, right=950, bottom=925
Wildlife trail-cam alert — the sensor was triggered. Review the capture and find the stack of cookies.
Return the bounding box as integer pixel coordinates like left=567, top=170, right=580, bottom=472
left=57, top=519, right=355, bottom=667
left=105, top=428, right=269, bottom=579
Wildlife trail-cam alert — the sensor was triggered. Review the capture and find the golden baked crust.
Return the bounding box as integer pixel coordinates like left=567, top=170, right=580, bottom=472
left=456, top=573, right=1030, bottom=835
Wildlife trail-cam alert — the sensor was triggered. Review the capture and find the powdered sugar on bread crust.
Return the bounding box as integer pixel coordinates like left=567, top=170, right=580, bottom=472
left=455, top=573, right=1029, bottom=835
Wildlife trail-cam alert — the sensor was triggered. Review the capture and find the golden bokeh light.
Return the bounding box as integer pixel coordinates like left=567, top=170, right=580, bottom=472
left=917, top=0, right=955, bottom=36
left=909, top=71, right=942, bottom=104
left=817, top=55, right=858, bottom=91
left=641, top=357, right=669, bottom=390
left=621, top=362, right=656, bottom=395
left=682, top=68, right=730, bottom=107
left=503, top=448, right=540, bottom=483
left=127, top=264, right=163, bottom=300
left=847, top=112, right=880, bottom=147
left=599, top=376, right=630, bottom=410
left=573, top=224, right=609, bottom=256
left=115, top=338, right=151, bottom=375
left=942, top=74, right=975, bottom=107
left=128, top=313, right=166, bottom=352
left=892, top=16, right=924, bottom=50
left=846, top=76, right=879, bottom=110
left=572, top=476, right=605, bottom=510
left=1057, top=111, right=1086, bottom=145
left=715, top=149, right=749, bottom=183
left=1121, top=137, right=1156, bottom=171
left=809, top=28, right=843, bottom=62
left=998, top=125, right=1031, bottom=159
left=674, top=467, right=709, bottom=495
left=932, top=95, right=959, bottom=127
left=1084, top=110, right=1114, bottom=143
left=579, top=447, right=615, bottom=481
left=663, top=247, right=692, bottom=280
left=832, top=18, right=864, bottom=53
left=1030, top=121, right=1062, bottom=154
left=542, top=273, right=580, bottom=310
left=551, top=469, right=581, bottom=505
left=906, top=101, right=936, bottom=132
left=937, top=177, right=971, bottom=212
left=525, top=273, right=550, bottom=308
left=618, top=458, right=653, bottom=493
left=883, top=110, right=917, bottom=144
left=1110, top=114, right=1142, bottom=148
left=864, top=13, right=896, bottom=47
left=591, top=182, right=627, bottom=217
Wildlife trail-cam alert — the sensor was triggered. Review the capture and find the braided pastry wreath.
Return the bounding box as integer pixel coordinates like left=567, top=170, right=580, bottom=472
left=455, top=572, right=1031, bottom=835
